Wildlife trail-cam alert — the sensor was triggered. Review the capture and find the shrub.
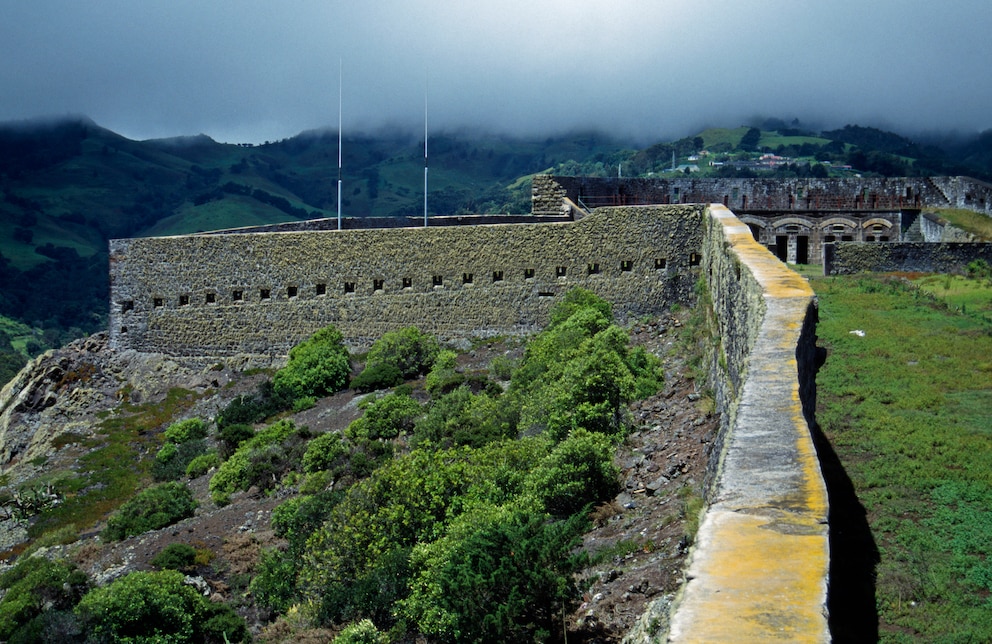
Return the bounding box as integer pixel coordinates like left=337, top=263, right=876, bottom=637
left=357, top=392, right=423, bottom=440
left=525, top=428, right=620, bottom=517
left=0, top=556, right=88, bottom=641
left=424, top=350, right=463, bottom=396
left=75, top=570, right=247, bottom=643
left=362, top=326, right=439, bottom=380
left=303, top=432, right=348, bottom=474
left=400, top=507, right=589, bottom=642
left=350, top=362, right=404, bottom=393
left=548, top=286, right=613, bottom=329
left=186, top=450, right=221, bottom=478
left=153, top=438, right=207, bottom=481
left=163, top=417, right=207, bottom=444
left=217, top=381, right=290, bottom=428
left=209, top=419, right=304, bottom=505
left=151, top=543, right=197, bottom=571
left=218, top=422, right=254, bottom=457
left=333, top=619, right=387, bottom=644
left=102, top=482, right=197, bottom=541
left=273, top=326, right=351, bottom=402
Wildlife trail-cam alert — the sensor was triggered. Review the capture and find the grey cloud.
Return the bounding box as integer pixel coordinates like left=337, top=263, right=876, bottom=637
left=1, top=0, right=990, bottom=143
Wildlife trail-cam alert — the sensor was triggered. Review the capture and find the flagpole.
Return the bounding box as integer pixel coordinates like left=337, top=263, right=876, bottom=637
left=423, top=74, right=428, bottom=227
left=337, top=58, right=343, bottom=230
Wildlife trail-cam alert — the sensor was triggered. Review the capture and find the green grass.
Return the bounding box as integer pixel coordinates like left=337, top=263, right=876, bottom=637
left=25, top=387, right=204, bottom=541
left=925, top=208, right=992, bottom=240
left=812, top=273, right=992, bottom=641
left=757, top=133, right=833, bottom=149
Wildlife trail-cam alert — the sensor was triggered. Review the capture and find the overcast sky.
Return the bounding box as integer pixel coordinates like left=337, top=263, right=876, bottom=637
left=2, top=1, right=990, bottom=144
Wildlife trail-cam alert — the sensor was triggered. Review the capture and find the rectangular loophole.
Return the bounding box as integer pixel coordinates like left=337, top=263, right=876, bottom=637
left=432, top=275, right=443, bottom=287
left=462, top=273, right=473, bottom=285
left=153, top=297, right=163, bottom=308
left=402, top=277, right=412, bottom=289
left=121, top=300, right=134, bottom=313
left=260, top=288, right=271, bottom=300
left=344, top=282, right=356, bottom=294
left=538, top=291, right=555, bottom=297
left=492, top=271, right=504, bottom=282
left=524, top=268, right=535, bottom=280
left=654, top=258, right=667, bottom=269
left=287, top=286, right=298, bottom=298
left=179, top=295, right=190, bottom=306
left=231, top=290, right=243, bottom=302
left=205, top=293, right=216, bottom=304
left=555, top=266, right=567, bottom=278
left=316, top=283, right=327, bottom=296
left=620, top=260, right=633, bottom=272
left=688, top=253, right=701, bottom=267
left=587, top=263, right=600, bottom=275
left=373, top=279, right=384, bottom=292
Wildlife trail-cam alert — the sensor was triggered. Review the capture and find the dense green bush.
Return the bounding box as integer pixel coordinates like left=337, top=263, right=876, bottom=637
left=350, top=362, right=404, bottom=393
left=0, top=556, right=88, bottom=641
left=102, top=482, right=197, bottom=541
left=414, top=386, right=516, bottom=449
left=163, top=417, right=207, bottom=444
left=348, top=391, right=423, bottom=441
left=333, top=619, right=387, bottom=644
left=424, top=350, right=463, bottom=396
left=185, top=450, right=221, bottom=478
left=524, top=429, right=620, bottom=517
left=75, top=570, right=247, bottom=643
left=302, top=432, right=349, bottom=474
left=153, top=438, right=207, bottom=481
left=209, top=419, right=307, bottom=505
left=361, top=326, right=439, bottom=380
left=150, top=543, right=197, bottom=571
left=218, top=422, right=254, bottom=457
left=272, top=325, right=351, bottom=402
left=401, top=506, right=589, bottom=642
left=217, top=381, right=289, bottom=429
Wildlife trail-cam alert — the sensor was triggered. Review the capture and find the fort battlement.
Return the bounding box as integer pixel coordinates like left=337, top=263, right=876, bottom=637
left=109, top=205, right=703, bottom=358
left=108, top=196, right=831, bottom=640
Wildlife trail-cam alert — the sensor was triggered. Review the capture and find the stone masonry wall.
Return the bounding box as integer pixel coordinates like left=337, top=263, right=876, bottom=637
left=823, top=241, right=992, bottom=275
left=109, top=206, right=704, bottom=358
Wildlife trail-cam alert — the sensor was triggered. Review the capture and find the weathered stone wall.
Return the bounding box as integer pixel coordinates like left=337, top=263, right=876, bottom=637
left=668, top=205, right=829, bottom=642
left=534, top=176, right=948, bottom=213
left=920, top=211, right=985, bottom=243
left=109, top=206, right=704, bottom=357
left=824, top=242, right=992, bottom=275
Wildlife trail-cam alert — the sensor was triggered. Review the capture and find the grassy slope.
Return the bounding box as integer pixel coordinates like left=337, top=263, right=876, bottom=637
left=813, top=273, right=992, bottom=641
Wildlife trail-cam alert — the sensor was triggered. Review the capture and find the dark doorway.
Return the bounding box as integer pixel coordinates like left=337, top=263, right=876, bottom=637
left=796, top=235, right=809, bottom=264
left=775, top=235, right=789, bottom=262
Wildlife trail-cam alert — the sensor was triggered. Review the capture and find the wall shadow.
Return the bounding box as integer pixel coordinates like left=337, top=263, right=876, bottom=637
left=801, top=332, right=880, bottom=642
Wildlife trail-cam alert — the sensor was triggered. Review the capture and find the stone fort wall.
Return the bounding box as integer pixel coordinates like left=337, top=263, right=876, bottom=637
left=109, top=205, right=704, bottom=358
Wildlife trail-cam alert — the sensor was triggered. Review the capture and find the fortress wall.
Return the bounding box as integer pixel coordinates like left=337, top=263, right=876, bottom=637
left=109, top=205, right=704, bottom=358
left=535, top=175, right=945, bottom=212
left=824, top=241, right=992, bottom=275
left=667, top=205, right=829, bottom=642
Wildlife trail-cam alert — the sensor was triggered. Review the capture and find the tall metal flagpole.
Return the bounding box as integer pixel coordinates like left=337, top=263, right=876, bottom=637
left=337, top=58, right=343, bottom=230
left=423, top=76, right=428, bottom=227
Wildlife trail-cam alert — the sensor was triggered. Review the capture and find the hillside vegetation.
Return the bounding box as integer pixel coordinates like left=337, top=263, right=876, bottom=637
left=0, top=290, right=717, bottom=642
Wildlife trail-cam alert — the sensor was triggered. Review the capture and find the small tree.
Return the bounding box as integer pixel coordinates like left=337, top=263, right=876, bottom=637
left=361, top=327, right=439, bottom=381
left=273, top=326, right=351, bottom=402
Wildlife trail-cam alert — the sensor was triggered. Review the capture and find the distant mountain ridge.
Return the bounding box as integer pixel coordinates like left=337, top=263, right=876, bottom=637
left=1, top=115, right=991, bottom=371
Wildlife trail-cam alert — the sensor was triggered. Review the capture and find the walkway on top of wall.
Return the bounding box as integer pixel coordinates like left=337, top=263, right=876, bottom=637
left=668, top=205, right=829, bottom=642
